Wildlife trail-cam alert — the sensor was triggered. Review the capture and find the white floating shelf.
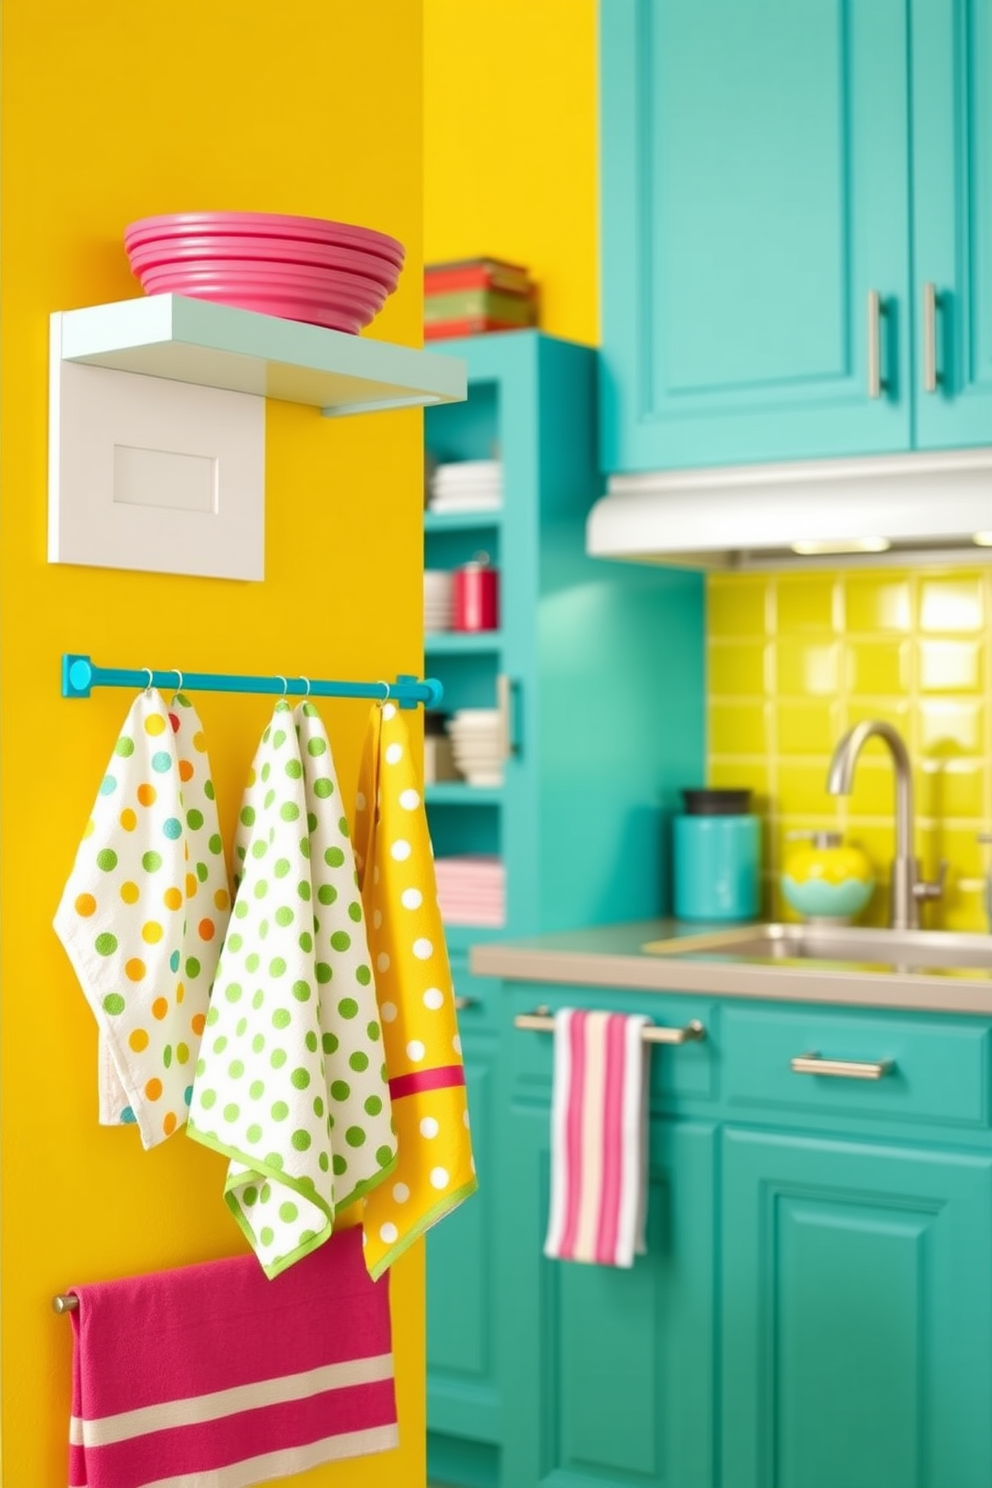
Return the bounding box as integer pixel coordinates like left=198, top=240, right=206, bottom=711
left=56, top=294, right=467, bottom=417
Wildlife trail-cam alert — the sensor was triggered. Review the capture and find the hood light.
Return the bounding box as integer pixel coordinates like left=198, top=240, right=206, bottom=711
left=790, top=537, right=892, bottom=556
left=973, top=532, right=992, bottom=547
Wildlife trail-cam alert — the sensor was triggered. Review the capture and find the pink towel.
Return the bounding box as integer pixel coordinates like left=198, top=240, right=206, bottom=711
left=67, top=1228, right=398, bottom=1488
left=543, top=1008, right=650, bottom=1268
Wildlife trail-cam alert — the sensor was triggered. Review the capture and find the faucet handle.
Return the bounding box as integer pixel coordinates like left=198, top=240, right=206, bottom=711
left=913, top=858, right=948, bottom=904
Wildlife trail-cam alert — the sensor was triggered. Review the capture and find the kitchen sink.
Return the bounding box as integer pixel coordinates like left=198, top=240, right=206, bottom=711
left=641, top=922, right=992, bottom=977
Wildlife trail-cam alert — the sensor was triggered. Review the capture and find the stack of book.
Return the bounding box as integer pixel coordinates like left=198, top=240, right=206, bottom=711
left=424, top=257, right=538, bottom=340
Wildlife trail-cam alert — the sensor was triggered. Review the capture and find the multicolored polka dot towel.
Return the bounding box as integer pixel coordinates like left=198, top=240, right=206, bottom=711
left=54, top=690, right=231, bottom=1149
left=353, top=702, right=477, bottom=1280
left=187, top=700, right=396, bottom=1279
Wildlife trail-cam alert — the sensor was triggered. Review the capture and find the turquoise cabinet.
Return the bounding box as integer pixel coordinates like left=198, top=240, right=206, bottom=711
left=600, top=0, right=990, bottom=472
left=723, top=1129, right=992, bottom=1488
left=499, top=984, right=717, bottom=1488
left=911, top=0, right=992, bottom=448
left=422, top=337, right=706, bottom=1486
left=487, top=979, right=992, bottom=1488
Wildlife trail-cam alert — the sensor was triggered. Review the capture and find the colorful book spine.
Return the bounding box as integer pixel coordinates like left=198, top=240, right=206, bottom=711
left=425, top=286, right=537, bottom=328
left=425, top=261, right=532, bottom=296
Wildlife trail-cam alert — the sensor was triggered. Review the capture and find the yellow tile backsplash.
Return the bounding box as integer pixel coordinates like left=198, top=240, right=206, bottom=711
left=707, top=567, right=992, bottom=931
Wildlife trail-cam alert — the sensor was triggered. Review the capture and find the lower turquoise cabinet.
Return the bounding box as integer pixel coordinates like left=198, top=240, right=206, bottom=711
left=722, top=1128, right=992, bottom=1488
left=500, top=1101, right=716, bottom=1488
left=469, top=983, right=992, bottom=1488
left=498, top=987, right=716, bottom=1488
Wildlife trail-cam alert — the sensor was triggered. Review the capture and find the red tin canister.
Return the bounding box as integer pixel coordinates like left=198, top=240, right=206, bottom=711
left=453, top=558, right=499, bottom=631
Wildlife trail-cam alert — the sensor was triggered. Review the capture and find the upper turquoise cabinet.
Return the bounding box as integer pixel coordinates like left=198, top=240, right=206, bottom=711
left=599, top=0, right=992, bottom=473
left=911, top=0, right=992, bottom=448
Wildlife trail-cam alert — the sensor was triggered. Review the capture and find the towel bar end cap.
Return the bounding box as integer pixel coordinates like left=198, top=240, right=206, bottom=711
left=62, top=655, right=94, bottom=698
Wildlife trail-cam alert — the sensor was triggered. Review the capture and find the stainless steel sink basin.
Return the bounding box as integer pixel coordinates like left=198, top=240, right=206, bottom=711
left=641, top=922, right=992, bottom=977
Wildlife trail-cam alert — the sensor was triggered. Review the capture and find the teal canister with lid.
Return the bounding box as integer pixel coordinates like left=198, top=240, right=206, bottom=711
left=673, top=788, right=760, bottom=922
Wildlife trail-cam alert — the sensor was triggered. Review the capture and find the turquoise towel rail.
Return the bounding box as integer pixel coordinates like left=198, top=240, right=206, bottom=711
left=61, top=655, right=443, bottom=710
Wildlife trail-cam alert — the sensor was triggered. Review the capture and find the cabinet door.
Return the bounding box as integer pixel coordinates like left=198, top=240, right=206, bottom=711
left=600, top=0, right=912, bottom=472
left=722, top=1128, right=992, bottom=1488
left=500, top=1101, right=716, bottom=1488
left=426, top=975, right=501, bottom=1448
left=911, top=0, right=992, bottom=448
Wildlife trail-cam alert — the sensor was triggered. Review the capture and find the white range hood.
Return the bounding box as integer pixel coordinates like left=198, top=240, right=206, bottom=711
left=587, top=448, right=992, bottom=571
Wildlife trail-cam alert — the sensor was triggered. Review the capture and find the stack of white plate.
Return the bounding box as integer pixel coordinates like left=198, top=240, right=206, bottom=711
left=447, top=709, right=504, bottom=786
left=424, top=569, right=454, bottom=631
left=428, top=460, right=503, bottom=514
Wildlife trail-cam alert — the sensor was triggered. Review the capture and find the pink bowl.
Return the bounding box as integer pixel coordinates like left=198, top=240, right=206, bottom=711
left=140, top=280, right=367, bottom=333
left=139, top=256, right=387, bottom=294
left=138, top=266, right=387, bottom=322
left=135, top=256, right=390, bottom=304
left=124, top=212, right=404, bottom=268
left=127, top=233, right=401, bottom=291
left=137, top=266, right=385, bottom=332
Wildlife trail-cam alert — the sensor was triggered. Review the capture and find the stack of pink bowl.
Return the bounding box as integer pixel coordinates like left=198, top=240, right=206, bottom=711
left=124, top=211, right=405, bottom=333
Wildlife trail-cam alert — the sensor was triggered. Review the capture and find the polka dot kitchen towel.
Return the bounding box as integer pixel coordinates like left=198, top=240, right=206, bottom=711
left=353, top=702, right=477, bottom=1280
left=54, top=689, right=230, bottom=1149
left=187, top=700, right=396, bottom=1279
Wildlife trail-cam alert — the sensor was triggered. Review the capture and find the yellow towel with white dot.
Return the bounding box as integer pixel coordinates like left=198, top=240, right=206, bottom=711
left=54, top=689, right=231, bottom=1148
left=188, top=700, right=396, bottom=1278
left=353, top=701, right=477, bottom=1280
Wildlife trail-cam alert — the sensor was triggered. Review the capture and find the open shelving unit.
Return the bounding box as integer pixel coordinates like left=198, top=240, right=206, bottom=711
left=423, top=329, right=705, bottom=1488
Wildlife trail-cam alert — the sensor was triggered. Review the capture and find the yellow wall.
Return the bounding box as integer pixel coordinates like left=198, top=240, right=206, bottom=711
left=0, top=2, right=427, bottom=1483
left=708, top=567, right=992, bottom=931
left=423, top=0, right=599, bottom=346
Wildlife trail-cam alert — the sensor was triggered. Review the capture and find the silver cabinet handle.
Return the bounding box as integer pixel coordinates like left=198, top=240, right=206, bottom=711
left=791, top=1052, right=894, bottom=1081
left=515, top=1007, right=706, bottom=1045
left=923, top=281, right=939, bottom=393
left=867, top=289, right=883, bottom=399
left=454, top=995, right=478, bottom=1012
left=496, top=672, right=514, bottom=762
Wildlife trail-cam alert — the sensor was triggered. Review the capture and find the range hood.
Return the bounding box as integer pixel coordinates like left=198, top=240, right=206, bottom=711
left=587, top=448, right=992, bottom=571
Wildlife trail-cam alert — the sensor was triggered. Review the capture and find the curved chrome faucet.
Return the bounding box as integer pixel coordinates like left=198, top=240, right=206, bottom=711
left=827, top=720, right=945, bottom=929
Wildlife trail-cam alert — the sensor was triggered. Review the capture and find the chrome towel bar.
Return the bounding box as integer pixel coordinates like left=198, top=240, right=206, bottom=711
left=514, top=1007, right=706, bottom=1045
left=53, top=1295, right=79, bottom=1313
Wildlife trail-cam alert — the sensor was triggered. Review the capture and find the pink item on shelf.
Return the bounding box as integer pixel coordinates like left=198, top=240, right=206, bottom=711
left=66, top=1227, right=398, bottom=1488
left=544, top=1008, right=651, bottom=1269
left=127, top=234, right=401, bottom=290
left=137, top=260, right=388, bottom=309
left=124, top=211, right=405, bottom=267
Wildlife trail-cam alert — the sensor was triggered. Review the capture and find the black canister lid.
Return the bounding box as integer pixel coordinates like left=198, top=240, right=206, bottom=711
left=681, top=787, right=752, bottom=816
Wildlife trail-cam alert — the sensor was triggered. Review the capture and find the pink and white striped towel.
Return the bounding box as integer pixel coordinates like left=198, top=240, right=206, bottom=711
left=544, top=1008, right=651, bottom=1268
left=66, top=1227, right=398, bottom=1488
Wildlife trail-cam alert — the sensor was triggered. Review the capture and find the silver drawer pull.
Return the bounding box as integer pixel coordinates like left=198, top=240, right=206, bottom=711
left=791, top=1052, right=894, bottom=1081
left=515, top=1008, right=705, bottom=1045
left=922, top=281, right=939, bottom=393
left=454, top=995, right=478, bottom=1011
left=867, top=289, right=883, bottom=398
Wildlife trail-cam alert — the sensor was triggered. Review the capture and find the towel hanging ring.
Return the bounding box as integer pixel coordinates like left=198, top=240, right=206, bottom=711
left=172, top=668, right=184, bottom=693
left=299, top=676, right=311, bottom=698
left=276, top=675, right=289, bottom=697
left=142, top=668, right=154, bottom=692
left=376, top=679, right=391, bottom=702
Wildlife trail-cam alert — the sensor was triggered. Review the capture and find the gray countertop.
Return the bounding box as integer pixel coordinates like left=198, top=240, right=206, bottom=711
left=469, top=918, right=992, bottom=1016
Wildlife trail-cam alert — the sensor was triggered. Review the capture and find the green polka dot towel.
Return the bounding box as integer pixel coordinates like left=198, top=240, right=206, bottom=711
left=54, top=690, right=231, bottom=1148
left=187, top=700, right=396, bottom=1279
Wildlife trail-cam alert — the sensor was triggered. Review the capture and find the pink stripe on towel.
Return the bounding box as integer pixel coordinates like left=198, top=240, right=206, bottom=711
left=67, top=1227, right=398, bottom=1488
left=544, top=1008, right=651, bottom=1269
